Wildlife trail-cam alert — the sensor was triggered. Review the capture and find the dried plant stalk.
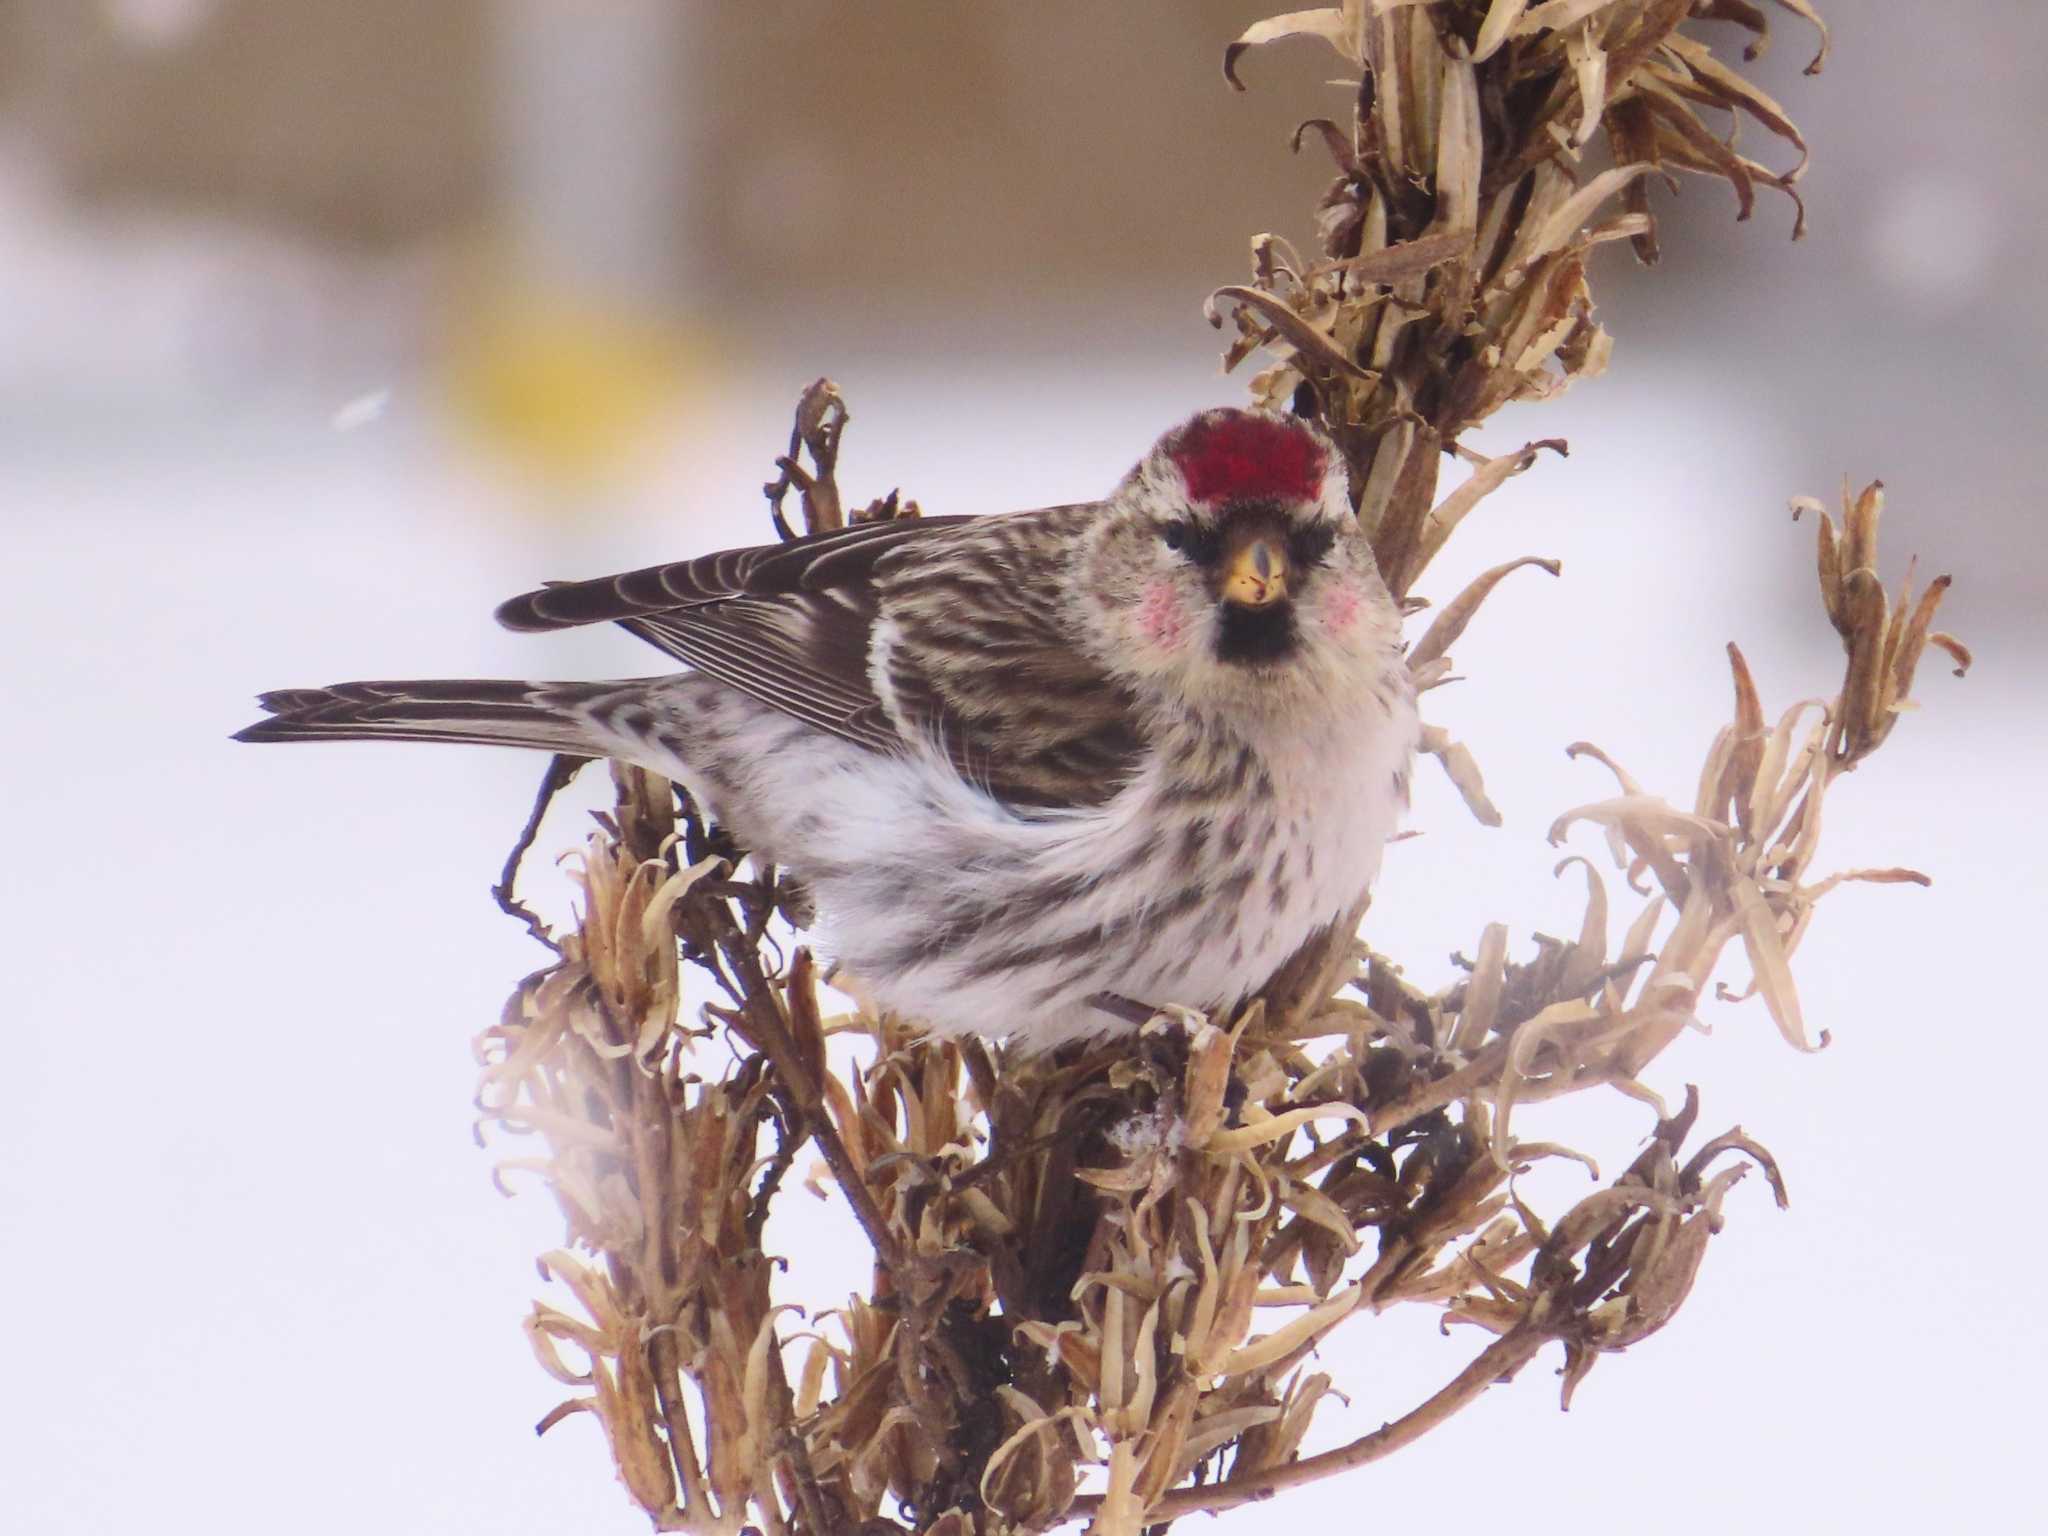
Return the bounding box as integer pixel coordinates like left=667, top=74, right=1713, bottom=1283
left=462, top=5, right=1971, bottom=1533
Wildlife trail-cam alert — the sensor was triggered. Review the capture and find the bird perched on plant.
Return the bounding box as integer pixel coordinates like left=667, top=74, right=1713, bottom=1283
left=238, top=408, right=1418, bottom=1048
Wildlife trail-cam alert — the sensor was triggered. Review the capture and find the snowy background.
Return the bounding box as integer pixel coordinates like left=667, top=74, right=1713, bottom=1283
left=3, top=5, right=2043, bottom=1532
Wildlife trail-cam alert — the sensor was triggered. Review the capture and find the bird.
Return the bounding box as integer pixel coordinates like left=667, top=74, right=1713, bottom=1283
left=237, top=407, right=1419, bottom=1049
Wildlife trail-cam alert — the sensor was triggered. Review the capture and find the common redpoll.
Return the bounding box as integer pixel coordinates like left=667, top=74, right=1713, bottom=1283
left=238, top=408, right=1418, bottom=1047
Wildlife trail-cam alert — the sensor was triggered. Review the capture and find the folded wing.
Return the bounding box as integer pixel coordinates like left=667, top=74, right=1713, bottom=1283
left=495, top=512, right=1143, bottom=810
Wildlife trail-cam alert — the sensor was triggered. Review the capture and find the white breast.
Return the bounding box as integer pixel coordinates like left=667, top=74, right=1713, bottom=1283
left=613, top=673, right=1417, bottom=1048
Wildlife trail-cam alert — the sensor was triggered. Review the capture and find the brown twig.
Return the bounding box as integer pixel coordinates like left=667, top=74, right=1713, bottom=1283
left=764, top=377, right=850, bottom=539
left=1063, top=1323, right=1552, bottom=1525
left=490, top=752, right=589, bottom=952
left=714, top=924, right=908, bottom=1280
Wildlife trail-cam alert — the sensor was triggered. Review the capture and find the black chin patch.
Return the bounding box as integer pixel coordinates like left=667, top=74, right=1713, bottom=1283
left=1215, top=600, right=1298, bottom=665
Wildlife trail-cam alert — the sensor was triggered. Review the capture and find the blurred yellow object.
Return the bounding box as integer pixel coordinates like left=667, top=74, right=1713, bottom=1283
left=441, top=278, right=696, bottom=486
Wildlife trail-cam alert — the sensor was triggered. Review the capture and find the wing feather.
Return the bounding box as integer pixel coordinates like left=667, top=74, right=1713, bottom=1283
left=494, top=516, right=978, bottom=631
left=494, top=508, right=1145, bottom=810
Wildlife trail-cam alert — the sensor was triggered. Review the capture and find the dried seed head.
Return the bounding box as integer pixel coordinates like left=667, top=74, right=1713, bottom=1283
left=459, top=8, right=1971, bottom=1532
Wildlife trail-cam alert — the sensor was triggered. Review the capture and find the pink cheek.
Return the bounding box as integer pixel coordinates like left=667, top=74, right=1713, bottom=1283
left=1137, top=580, right=1191, bottom=652
left=1319, top=585, right=1362, bottom=635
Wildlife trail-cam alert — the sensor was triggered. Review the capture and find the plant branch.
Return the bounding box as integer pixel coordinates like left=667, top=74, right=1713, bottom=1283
left=491, top=752, right=589, bottom=952
left=1064, top=1323, right=1551, bottom=1525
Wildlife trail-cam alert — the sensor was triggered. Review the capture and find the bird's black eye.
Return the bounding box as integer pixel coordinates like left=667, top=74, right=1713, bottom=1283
left=1290, top=523, right=1337, bottom=568
left=1162, top=521, right=1221, bottom=564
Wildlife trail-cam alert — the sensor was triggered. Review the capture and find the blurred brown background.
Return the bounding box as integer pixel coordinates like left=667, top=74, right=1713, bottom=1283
left=4, top=0, right=2043, bottom=612
left=13, top=0, right=1324, bottom=305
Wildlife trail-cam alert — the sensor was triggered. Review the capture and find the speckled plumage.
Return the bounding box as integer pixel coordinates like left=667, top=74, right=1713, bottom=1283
left=238, top=408, right=1419, bottom=1046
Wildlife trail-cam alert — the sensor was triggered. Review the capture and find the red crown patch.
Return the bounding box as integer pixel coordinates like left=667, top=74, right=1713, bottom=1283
left=1168, top=411, right=1327, bottom=505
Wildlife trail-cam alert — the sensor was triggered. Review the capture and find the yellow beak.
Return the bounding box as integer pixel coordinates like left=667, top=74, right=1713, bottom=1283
left=1222, top=538, right=1289, bottom=607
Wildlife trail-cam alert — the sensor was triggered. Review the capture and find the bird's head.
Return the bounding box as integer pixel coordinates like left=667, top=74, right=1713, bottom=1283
left=1070, top=408, right=1405, bottom=724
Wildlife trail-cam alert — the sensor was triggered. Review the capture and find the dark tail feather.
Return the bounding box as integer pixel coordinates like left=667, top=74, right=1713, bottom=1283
left=232, top=678, right=615, bottom=756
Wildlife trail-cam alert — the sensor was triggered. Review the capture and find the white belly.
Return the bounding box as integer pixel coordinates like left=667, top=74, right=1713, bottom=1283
left=613, top=675, right=1416, bottom=1047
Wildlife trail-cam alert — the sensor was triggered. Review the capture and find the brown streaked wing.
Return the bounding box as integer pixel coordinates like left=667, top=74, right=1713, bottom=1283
left=493, top=515, right=980, bottom=631
left=620, top=593, right=903, bottom=754
left=493, top=516, right=981, bottom=756
left=494, top=506, right=1145, bottom=810
left=873, top=507, right=1146, bottom=810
